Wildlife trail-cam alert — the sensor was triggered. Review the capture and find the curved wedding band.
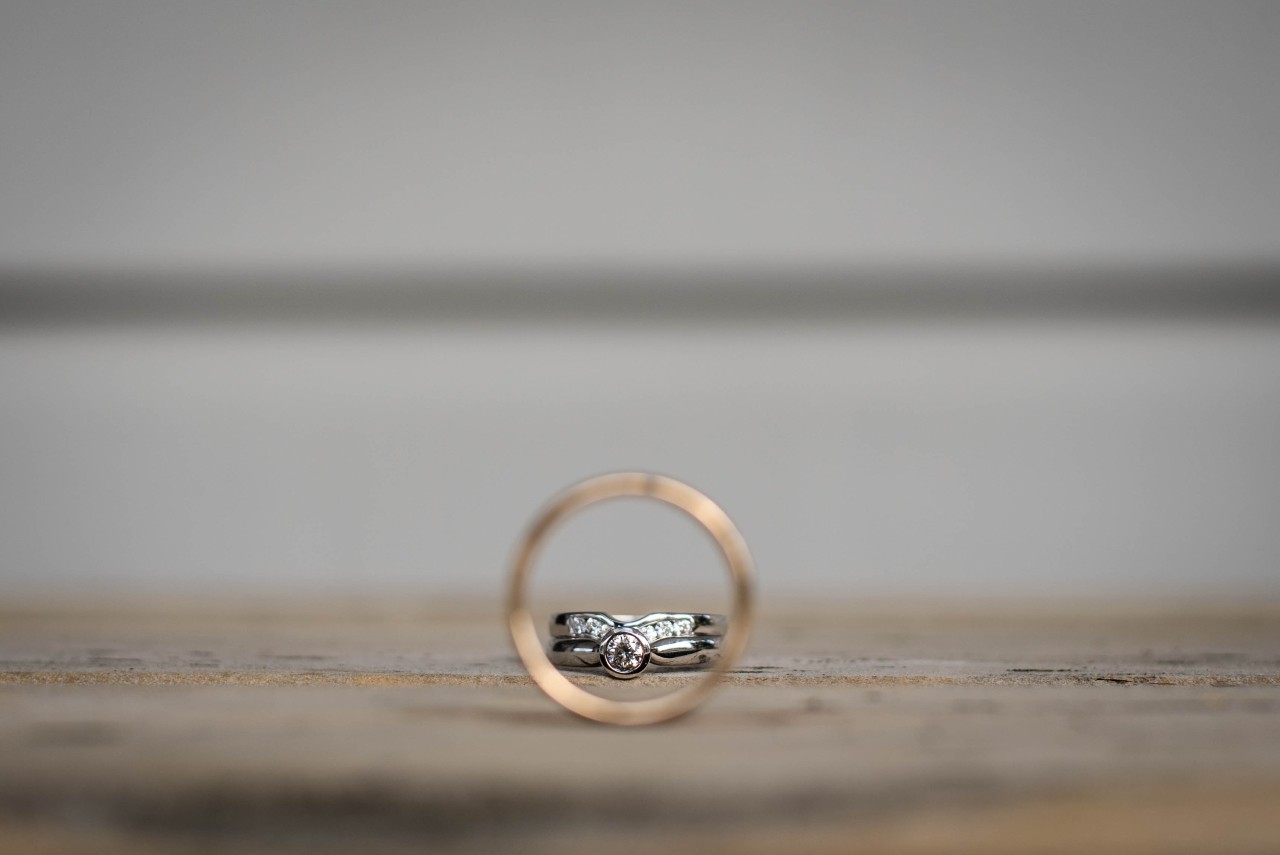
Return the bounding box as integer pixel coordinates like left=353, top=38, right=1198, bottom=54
left=551, top=612, right=728, bottom=640
left=550, top=612, right=727, bottom=678
left=506, top=472, right=755, bottom=725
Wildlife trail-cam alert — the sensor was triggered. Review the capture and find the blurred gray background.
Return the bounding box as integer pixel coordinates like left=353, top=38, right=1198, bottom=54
left=1, top=1, right=1278, bottom=603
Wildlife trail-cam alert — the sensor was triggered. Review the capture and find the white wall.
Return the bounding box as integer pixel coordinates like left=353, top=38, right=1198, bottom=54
left=2, top=1, right=1278, bottom=267
left=2, top=3, right=1278, bottom=601
left=4, top=317, right=1278, bottom=599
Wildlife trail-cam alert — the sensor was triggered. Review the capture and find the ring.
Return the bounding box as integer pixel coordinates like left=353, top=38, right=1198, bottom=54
left=506, top=472, right=755, bottom=725
left=549, top=612, right=727, bottom=678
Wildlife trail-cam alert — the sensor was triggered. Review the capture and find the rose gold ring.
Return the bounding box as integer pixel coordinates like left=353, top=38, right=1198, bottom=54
left=506, top=472, right=755, bottom=725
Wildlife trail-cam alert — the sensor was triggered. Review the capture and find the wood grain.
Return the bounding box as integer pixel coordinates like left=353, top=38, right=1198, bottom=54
left=2, top=600, right=1278, bottom=853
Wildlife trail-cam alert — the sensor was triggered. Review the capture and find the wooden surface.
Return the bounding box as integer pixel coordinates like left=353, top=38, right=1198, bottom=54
left=2, top=599, right=1279, bottom=853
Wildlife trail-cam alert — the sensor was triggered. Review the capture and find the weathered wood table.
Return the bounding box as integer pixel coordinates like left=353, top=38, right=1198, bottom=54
left=2, top=599, right=1278, bottom=853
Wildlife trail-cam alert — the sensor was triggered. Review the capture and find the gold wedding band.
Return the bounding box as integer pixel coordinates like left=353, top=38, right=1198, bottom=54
left=506, top=472, right=755, bottom=725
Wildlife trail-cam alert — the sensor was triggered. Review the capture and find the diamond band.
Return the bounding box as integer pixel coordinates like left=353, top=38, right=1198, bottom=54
left=549, top=612, right=727, bottom=679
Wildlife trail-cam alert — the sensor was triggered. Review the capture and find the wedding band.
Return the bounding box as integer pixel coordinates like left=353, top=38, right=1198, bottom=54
left=551, top=612, right=727, bottom=641
left=506, top=472, right=755, bottom=725
left=550, top=612, right=727, bottom=678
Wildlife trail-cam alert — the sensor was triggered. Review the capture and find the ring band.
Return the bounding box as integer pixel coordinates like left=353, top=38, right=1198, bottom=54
left=506, top=472, right=755, bottom=725
left=550, top=612, right=726, bottom=678
left=550, top=636, right=723, bottom=674
left=552, top=612, right=728, bottom=641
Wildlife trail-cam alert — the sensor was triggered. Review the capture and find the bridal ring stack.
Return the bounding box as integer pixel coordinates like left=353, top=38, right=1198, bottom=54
left=549, top=612, right=727, bottom=678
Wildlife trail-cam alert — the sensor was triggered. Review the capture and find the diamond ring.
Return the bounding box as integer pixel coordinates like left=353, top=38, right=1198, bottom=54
left=549, top=612, right=727, bottom=678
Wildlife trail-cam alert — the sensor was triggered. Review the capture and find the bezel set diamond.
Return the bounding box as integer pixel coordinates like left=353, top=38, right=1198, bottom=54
left=599, top=630, right=650, bottom=677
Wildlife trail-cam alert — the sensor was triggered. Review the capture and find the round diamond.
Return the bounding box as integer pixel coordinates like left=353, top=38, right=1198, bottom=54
left=600, top=630, right=649, bottom=676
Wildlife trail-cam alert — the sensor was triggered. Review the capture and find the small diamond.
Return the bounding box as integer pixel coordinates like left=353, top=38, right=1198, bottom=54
left=567, top=615, right=611, bottom=639
left=639, top=618, right=695, bottom=641
left=601, top=631, right=648, bottom=674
